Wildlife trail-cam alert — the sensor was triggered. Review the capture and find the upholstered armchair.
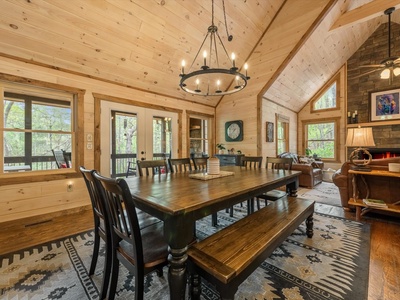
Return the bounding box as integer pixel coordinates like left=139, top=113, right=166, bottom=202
left=278, top=152, right=324, bottom=188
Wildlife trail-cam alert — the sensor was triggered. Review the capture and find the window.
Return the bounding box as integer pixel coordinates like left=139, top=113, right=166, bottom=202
left=304, top=119, right=339, bottom=160
left=314, top=82, right=336, bottom=110
left=276, top=114, right=289, bottom=155
left=0, top=77, right=82, bottom=182
left=310, top=74, right=340, bottom=113
left=4, top=92, right=72, bottom=171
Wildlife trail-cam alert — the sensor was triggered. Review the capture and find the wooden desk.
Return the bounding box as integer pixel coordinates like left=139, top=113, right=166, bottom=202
left=125, top=166, right=300, bottom=299
left=348, top=169, right=400, bottom=220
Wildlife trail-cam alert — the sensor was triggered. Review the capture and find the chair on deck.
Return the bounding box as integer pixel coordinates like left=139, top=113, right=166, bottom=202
left=52, top=149, right=69, bottom=168
left=126, top=160, right=136, bottom=177
left=137, top=159, right=169, bottom=176
left=93, top=172, right=169, bottom=300
left=168, top=158, right=193, bottom=173
left=256, top=157, right=293, bottom=207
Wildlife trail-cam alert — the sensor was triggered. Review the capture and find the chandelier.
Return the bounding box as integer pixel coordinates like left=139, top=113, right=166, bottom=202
left=179, top=0, right=250, bottom=96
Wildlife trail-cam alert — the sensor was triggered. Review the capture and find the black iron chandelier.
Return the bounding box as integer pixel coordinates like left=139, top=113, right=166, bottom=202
left=179, top=0, right=250, bottom=96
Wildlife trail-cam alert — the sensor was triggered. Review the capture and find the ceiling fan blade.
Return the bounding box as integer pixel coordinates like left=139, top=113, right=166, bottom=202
left=348, top=68, right=382, bottom=79
left=359, top=64, right=385, bottom=68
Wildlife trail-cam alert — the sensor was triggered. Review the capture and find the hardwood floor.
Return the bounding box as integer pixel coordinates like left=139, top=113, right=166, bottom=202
left=0, top=202, right=399, bottom=300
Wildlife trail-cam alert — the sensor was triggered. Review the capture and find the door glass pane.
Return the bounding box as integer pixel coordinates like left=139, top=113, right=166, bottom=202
left=111, top=111, right=137, bottom=177
left=153, top=116, right=171, bottom=160
left=189, top=117, right=209, bottom=158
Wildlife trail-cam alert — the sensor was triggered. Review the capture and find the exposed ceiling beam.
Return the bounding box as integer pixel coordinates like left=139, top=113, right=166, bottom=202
left=330, top=0, right=400, bottom=31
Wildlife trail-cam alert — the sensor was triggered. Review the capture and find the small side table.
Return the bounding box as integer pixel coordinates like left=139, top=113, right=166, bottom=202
left=348, top=169, right=400, bottom=220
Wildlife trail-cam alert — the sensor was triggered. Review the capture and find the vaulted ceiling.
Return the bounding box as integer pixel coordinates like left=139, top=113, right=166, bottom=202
left=1, top=0, right=400, bottom=111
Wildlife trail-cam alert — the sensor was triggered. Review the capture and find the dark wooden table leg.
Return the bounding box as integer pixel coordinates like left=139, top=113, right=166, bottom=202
left=168, top=246, right=188, bottom=299
left=164, top=217, right=194, bottom=299
left=287, top=177, right=299, bottom=197
left=306, top=214, right=314, bottom=238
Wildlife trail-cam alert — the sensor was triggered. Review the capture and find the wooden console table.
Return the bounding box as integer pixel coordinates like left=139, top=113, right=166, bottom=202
left=348, top=169, right=400, bottom=220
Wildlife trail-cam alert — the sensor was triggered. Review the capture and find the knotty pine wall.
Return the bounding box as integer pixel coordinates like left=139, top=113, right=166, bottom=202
left=0, top=57, right=214, bottom=223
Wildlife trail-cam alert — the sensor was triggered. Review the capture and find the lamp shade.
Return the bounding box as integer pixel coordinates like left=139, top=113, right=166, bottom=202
left=346, top=127, right=375, bottom=147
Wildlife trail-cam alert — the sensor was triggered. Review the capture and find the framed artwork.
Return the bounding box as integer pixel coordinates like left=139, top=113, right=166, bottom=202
left=369, top=88, right=400, bottom=122
left=266, top=122, right=274, bottom=142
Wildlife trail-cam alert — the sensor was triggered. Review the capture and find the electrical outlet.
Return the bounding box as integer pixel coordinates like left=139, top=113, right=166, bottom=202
left=67, top=184, right=73, bottom=192
left=87, top=142, right=93, bottom=150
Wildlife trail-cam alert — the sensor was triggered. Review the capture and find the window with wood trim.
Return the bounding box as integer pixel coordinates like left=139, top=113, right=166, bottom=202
left=303, top=118, right=339, bottom=160
left=0, top=77, right=83, bottom=184
left=276, top=114, right=289, bottom=155
left=310, top=74, right=340, bottom=113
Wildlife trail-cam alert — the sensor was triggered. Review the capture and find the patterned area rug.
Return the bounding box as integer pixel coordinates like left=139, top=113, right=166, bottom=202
left=298, top=182, right=342, bottom=207
left=0, top=205, right=370, bottom=300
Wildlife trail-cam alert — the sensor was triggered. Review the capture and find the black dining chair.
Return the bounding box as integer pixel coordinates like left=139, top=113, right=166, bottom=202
left=255, top=157, right=293, bottom=207
left=93, top=172, right=169, bottom=300
left=168, top=158, right=193, bottom=173
left=191, top=157, right=208, bottom=171
left=137, top=159, right=169, bottom=176
left=226, top=156, right=263, bottom=217
left=80, top=166, right=112, bottom=300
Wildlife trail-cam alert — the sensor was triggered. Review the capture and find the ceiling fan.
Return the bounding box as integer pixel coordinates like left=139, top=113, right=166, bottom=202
left=350, top=7, right=400, bottom=83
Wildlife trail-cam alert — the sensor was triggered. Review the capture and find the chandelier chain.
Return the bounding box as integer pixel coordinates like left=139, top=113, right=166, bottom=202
left=222, top=0, right=232, bottom=41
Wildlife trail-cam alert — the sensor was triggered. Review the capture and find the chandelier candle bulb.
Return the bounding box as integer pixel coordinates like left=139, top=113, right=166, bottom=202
left=203, top=50, right=207, bottom=66
left=181, top=60, right=185, bottom=75
left=231, top=53, right=236, bottom=68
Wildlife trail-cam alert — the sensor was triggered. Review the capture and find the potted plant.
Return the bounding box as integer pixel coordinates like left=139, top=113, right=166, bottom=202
left=305, top=148, right=312, bottom=157
left=216, top=143, right=226, bottom=154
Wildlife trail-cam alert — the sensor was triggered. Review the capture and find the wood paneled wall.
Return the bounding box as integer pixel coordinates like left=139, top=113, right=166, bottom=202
left=0, top=56, right=214, bottom=223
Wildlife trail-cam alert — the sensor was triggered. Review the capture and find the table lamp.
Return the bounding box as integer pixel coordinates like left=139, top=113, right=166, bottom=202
left=346, top=126, right=375, bottom=171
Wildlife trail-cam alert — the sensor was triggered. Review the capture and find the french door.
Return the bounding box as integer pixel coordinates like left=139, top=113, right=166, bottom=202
left=100, top=101, right=178, bottom=177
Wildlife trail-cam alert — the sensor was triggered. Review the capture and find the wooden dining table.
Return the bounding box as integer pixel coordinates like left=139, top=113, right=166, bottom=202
left=125, top=165, right=301, bottom=299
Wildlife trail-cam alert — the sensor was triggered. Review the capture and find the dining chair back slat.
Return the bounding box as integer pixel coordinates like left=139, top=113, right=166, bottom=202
left=137, top=159, right=169, bottom=176
left=241, top=156, right=263, bottom=168
left=168, top=158, right=193, bottom=173
left=266, top=157, right=293, bottom=171
left=192, top=157, right=208, bottom=171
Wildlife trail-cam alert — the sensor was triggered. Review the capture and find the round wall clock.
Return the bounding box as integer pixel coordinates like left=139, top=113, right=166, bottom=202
left=225, top=120, right=243, bottom=142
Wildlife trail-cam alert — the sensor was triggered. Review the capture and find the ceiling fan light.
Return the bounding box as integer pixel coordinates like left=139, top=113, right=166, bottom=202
left=380, top=68, right=390, bottom=79
left=394, top=67, right=400, bottom=76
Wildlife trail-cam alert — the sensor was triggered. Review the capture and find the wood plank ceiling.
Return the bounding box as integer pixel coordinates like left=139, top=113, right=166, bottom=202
left=1, top=0, right=400, bottom=110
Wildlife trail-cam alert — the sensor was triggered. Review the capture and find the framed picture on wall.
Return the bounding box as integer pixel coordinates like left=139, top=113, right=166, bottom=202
left=266, top=122, right=274, bottom=142
left=369, top=88, right=400, bottom=122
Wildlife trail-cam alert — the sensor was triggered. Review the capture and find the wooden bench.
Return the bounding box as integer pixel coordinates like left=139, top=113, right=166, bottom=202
left=188, top=197, right=315, bottom=299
